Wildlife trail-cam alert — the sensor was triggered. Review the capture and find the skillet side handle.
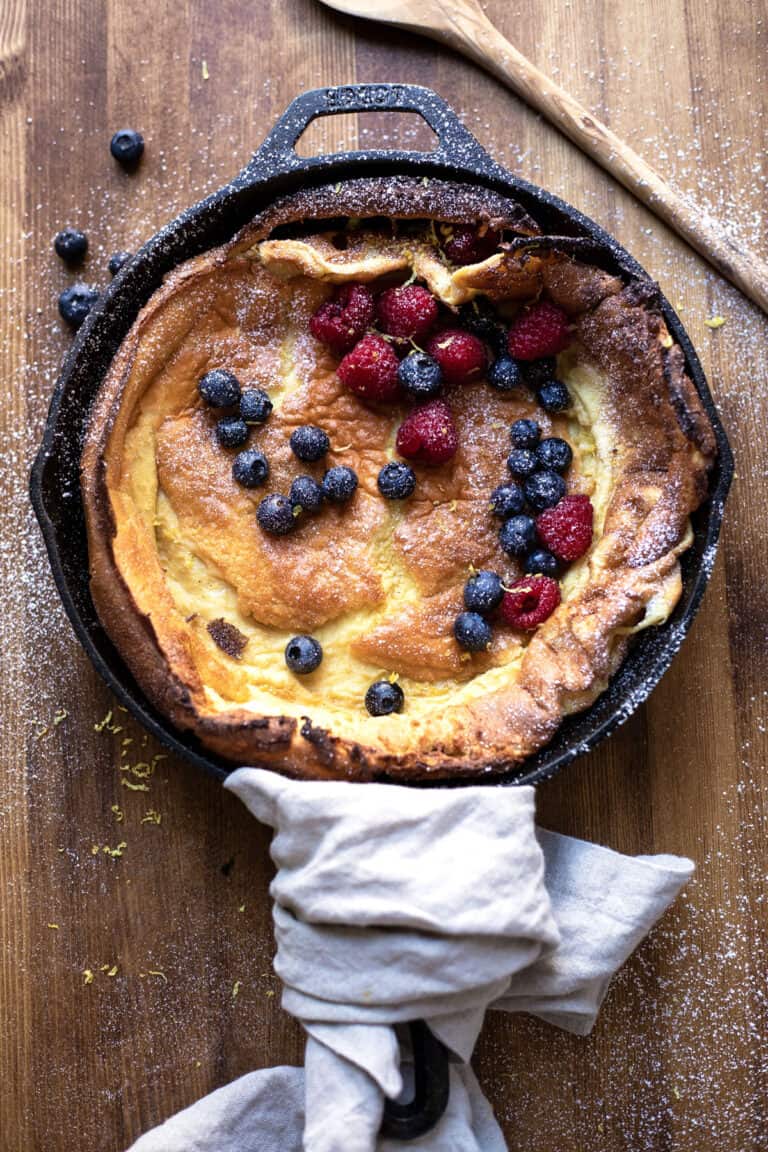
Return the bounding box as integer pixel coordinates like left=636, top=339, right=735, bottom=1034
left=380, top=1020, right=450, bottom=1141
left=241, top=83, right=492, bottom=177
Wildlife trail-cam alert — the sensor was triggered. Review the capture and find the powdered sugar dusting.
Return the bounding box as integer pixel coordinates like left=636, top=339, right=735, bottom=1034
left=2, top=52, right=766, bottom=1149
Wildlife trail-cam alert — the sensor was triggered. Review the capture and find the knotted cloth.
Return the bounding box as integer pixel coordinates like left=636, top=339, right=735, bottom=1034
left=128, top=768, right=693, bottom=1151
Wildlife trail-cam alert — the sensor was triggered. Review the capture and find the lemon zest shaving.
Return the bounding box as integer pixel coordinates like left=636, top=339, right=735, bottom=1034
left=232, top=980, right=242, bottom=1000
left=141, top=809, right=162, bottom=825
left=110, top=805, right=124, bottom=823
left=83, top=969, right=94, bottom=985
left=201, top=59, right=209, bottom=81
left=47, top=923, right=59, bottom=930
left=122, top=780, right=149, bottom=792
left=704, top=315, right=726, bottom=329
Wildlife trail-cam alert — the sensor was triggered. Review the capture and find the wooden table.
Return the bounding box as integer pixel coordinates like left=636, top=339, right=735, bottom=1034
left=2, top=1, right=766, bottom=1148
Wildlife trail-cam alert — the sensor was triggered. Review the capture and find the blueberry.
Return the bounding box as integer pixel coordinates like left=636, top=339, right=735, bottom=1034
left=536, top=437, right=573, bottom=473
left=464, top=570, right=504, bottom=615
left=377, top=461, right=416, bottom=499
left=290, top=475, right=324, bottom=514
left=525, top=548, right=559, bottom=576
left=458, top=302, right=507, bottom=353
left=510, top=418, right=541, bottom=449
left=54, top=228, right=88, bottom=263
left=537, top=380, right=571, bottom=413
left=322, top=465, right=358, bottom=503
left=397, top=351, right=443, bottom=400
left=454, top=611, right=492, bottom=651
left=507, top=448, right=539, bottom=478
left=487, top=356, right=522, bottom=392
left=108, top=250, right=132, bottom=276
left=232, top=448, right=269, bottom=488
left=58, top=283, right=99, bottom=329
left=257, top=493, right=296, bottom=536
left=284, top=634, right=323, bottom=675
left=499, top=514, right=536, bottom=557
left=524, top=469, right=567, bottom=511
left=365, top=679, right=405, bottom=716
left=198, top=369, right=241, bottom=407
left=522, top=357, right=556, bottom=388
left=489, top=482, right=525, bottom=520
left=240, top=388, right=273, bottom=425
left=290, top=424, right=330, bottom=462
left=216, top=416, right=249, bottom=448
left=110, top=128, right=145, bottom=166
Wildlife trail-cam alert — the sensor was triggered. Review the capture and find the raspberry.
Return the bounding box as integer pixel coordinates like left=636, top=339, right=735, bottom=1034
left=310, top=284, right=375, bottom=353
left=395, top=399, right=458, bottom=465
left=442, top=224, right=500, bottom=266
left=536, top=495, right=594, bottom=562
left=499, top=576, right=561, bottom=630
left=426, top=329, right=487, bottom=385
left=507, top=301, right=571, bottom=360
left=376, top=284, right=438, bottom=340
left=337, top=333, right=401, bottom=402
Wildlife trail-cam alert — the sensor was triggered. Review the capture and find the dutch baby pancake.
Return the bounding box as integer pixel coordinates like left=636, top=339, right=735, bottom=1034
left=81, top=177, right=716, bottom=780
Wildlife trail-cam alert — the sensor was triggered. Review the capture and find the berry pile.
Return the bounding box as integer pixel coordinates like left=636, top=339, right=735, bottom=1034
left=491, top=417, right=593, bottom=588
left=187, top=225, right=591, bottom=717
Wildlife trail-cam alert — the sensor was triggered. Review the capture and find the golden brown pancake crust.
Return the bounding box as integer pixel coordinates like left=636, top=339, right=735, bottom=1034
left=81, top=177, right=715, bottom=781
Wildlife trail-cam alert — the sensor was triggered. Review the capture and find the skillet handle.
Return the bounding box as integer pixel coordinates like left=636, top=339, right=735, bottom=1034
left=241, top=83, right=492, bottom=177
left=380, top=1020, right=450, bottom=1141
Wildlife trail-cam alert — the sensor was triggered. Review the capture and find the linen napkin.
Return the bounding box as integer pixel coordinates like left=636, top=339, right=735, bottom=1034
left=128, top=769, right=693, bottom=1152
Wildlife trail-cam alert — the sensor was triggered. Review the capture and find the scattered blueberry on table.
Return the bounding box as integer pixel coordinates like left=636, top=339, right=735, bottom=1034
left=110, top=128, right=145, bottom=167
left=108, top=250, right=132, bottom=276
left=58, top=283, right=99, bottom=329
left=54, top=227, right=88, bottom=263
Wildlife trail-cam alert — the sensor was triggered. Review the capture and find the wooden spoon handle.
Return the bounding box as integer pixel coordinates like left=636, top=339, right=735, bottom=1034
left=443, top=8, right=768, bottom=314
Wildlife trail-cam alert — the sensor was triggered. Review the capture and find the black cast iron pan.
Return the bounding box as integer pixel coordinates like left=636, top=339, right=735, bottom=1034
left=30, top=84, right=733, bottom=1140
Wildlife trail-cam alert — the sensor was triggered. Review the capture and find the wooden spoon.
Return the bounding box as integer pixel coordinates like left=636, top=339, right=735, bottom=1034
left=317, top=0, right=768, bottom=315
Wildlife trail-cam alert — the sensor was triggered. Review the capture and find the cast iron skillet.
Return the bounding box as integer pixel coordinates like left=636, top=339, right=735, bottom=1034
left=30, top=84, right=733, bottom=1140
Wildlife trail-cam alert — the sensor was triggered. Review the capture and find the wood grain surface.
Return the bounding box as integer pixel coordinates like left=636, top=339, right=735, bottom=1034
left=1, top=1, right=766, bottom=1149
